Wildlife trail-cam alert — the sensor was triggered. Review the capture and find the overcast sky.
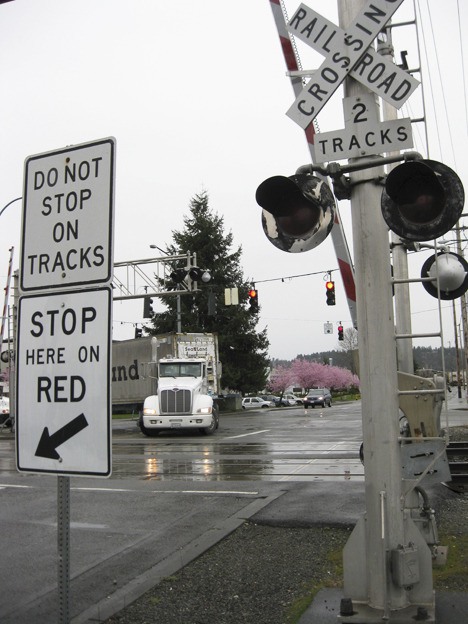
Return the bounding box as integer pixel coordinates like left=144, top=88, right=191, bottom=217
left=0, top=0, right=467, bottom=361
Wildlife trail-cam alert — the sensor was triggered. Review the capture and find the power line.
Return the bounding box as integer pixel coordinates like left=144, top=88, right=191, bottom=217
left=254, top=269, right=339, bottom=285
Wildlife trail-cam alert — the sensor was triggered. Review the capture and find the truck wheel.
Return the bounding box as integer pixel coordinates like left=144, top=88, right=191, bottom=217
left=200, top=410, right=218, bottom=435
left=139, top=422, right=159, bottom=437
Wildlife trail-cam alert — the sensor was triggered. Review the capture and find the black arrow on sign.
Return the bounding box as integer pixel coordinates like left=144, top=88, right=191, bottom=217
left=35, top=413, right=89, bottom=460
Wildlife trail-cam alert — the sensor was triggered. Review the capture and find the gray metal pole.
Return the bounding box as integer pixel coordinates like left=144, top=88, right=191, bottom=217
left=57, top=476, right=71, bottom=624
left=377, top=27, right=414, bottom=374
left=338, top=0, right=408, bottom=613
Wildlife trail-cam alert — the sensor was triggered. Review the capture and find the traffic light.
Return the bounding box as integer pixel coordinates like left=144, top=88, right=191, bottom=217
left=255, top=173, right=335, bottom=253
left=338, top=324, right=344, bottom=341
left=381, top=160, right=464, bottom=241
left=326, top=281, right=336, bottom=305
left=421, top=251, right=468, bottom=300
left=143, top=296, right=154, bottom=318
left=207, top=291, right=217, bottom=316
left=188, top=267, right=211, bottom=283
left=170, top=268, right=187, bottom=283
left=248, top=288, right=259, bottom=311
left=135, top=327, right=143, bottom=339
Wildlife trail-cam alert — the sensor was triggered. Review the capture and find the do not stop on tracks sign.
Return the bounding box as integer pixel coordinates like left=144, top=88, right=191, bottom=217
left=20, top=137, right=115, bottom=292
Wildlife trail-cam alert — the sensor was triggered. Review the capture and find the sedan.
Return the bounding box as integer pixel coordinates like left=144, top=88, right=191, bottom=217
left=303, top=388, right=332, bottom=408
left=278, top=393, right=303, bottom=406
left=242, top=397, right=275, bottom=409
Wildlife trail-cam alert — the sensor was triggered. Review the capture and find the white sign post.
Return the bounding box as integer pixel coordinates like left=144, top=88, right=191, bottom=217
left=16, top=287, right=112, bottom=476
left=20, top=137, right=115, bottom=292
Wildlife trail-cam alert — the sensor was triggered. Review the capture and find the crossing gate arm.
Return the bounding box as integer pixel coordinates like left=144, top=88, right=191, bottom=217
left=268, top=0, right=357, bottom=328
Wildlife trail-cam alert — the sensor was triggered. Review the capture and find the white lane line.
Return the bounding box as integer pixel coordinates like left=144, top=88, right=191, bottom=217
left=223, top=429, right=270, bottom=439
left=73, top=488, right=259, bottom=495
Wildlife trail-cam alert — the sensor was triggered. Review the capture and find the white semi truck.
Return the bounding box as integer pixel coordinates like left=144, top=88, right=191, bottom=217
left=138, top=333, right=221, bottom=436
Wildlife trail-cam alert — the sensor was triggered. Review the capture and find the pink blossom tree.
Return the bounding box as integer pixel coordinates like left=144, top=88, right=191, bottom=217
left=274, top=359, right=359, bottom=393
left=267, top=365, right=293, bottom=397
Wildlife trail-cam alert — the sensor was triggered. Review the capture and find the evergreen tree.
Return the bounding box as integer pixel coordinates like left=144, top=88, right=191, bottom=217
left=146, top=191, right=269, bottom=394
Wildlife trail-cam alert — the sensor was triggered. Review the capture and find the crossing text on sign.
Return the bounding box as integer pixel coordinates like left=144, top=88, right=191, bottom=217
left=284, top=0, right=417, bottom=129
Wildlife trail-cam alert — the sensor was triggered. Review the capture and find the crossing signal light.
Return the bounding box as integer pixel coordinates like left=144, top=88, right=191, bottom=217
left=381, top=160, right=464, bottom=241
left=338, top=324, right=344, bottom=341
left=248, top=288, right=258, bottom=311
left=255, top=173, right=335, bottom=253
left=143, top=296, right=154, bottom=318
left=326, top=281, right=336, bottom=305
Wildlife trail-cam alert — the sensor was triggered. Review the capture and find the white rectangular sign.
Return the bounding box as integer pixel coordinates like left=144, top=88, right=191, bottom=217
left=16, top=287, right=112, bottom=476
left=285, top=0, right=407, bottom=128
left=314, top=117, right=413, bottom=163
left=20, top=137, right=115, bottom=292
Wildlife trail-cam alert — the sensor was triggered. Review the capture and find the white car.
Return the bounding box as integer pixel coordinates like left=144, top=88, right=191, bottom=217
left=242, top=397, right=275, bottom=410
left=279, top=393, right=303, bottom=406
left=0, top=396, right=10, bottom=425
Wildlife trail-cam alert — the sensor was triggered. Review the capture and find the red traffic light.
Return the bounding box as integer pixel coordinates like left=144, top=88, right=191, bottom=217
left=248, top=288, right=259, bottom=311
left=338, top=325, right=344, bottom=340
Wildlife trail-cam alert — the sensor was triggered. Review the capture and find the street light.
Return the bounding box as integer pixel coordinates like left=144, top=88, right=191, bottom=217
left=0, top=196, right=22, bottom=219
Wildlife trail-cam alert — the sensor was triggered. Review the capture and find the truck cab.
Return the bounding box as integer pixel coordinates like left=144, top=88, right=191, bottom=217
left=140, top=357, right=219, bottom=436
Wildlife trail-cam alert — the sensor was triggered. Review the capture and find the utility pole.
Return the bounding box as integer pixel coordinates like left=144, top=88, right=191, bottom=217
left=338, top=0, right=434, bottom=620
left=259, top=1, right=464, bottom=619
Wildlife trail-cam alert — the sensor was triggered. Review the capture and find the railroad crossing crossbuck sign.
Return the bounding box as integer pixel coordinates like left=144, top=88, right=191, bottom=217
left=286, top=0, right=419, bottom=129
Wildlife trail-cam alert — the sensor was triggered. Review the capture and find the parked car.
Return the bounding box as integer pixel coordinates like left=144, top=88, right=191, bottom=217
left=278, top=393, right=303, bottom=406
left=260, top=394, right=280, bottom=406
left=242, top=396, right=275, bottom=409
left=0, top=396, right=10, bottom=426
left=303, top=388, right=332, bottom=408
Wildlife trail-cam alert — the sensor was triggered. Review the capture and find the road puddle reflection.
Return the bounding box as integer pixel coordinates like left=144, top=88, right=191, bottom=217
left=109, top=439, right=363, bottom=481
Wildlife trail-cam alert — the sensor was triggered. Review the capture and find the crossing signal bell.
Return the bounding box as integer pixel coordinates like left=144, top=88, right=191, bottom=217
left=255, top=173, right=335, bottom=253
left=381, top=160, right=464, bottom=241
left=421, top=252, right=468, bottom=301
left=338, top=325, right=344, bottom=341
left=326, top=281, right=336, bottom=306
left=248, top=288, right=258, bottom=311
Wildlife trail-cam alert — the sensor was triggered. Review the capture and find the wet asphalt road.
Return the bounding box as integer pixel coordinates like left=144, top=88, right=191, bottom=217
left=109, top=402, right=364, bottom=482
left=0, top=402, right=364, bottom=623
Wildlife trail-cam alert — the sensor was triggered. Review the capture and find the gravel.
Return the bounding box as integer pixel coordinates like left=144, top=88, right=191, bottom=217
left=104, top=523, right=351, bottom=624
left=104, top=426, right=468, bottom=624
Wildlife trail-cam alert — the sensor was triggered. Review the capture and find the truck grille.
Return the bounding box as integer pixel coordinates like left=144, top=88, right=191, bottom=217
left=160, top=389, right=192, bottom=414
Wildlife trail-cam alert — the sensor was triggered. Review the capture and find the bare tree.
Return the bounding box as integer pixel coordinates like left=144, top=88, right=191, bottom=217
left=339, top=327, right=359, bottom=374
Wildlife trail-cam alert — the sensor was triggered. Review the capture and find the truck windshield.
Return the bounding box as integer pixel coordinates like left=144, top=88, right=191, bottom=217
left=159, top=363, right=202, bottom=378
